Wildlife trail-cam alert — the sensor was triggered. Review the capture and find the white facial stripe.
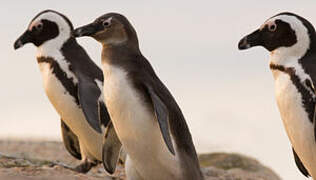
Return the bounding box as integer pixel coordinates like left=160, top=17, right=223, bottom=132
left=269, top=15, right=312, bottom=92
left=267, top=15, right=310, bottom=64
left=32, top=12, right=71, bottom=52
left=34, top=12, right=77, bottom=84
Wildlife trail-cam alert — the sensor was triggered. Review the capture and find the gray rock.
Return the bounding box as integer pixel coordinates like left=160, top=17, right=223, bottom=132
left=199, top=153, right=281, bottom=180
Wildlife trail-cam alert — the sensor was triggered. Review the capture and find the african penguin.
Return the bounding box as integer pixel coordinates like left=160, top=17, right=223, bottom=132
left=13, top=10, right=121, bottom=173
left=239, top=12, right=316, bottom=178
left=73, top=13, right=204, bottom=180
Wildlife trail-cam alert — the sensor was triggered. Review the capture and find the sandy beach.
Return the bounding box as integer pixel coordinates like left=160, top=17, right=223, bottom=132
left=0, top=139, right=281, bottom=180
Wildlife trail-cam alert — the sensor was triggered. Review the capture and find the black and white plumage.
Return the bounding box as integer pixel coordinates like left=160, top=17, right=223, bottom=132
left=73, top=13, right=203, bottom=180
left=239, top=12, right=316, bottom=178
left=13, top=10, right=120, bottom=173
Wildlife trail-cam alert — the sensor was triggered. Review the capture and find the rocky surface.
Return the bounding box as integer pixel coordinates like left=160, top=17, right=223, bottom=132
left=0, top=140, right=281, bottom=180
left=199, top=153, right=281, bottom=180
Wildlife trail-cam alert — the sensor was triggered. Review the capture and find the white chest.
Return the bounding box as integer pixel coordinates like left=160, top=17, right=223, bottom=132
left=274, top=72, right=311, bottom=140
left=38, top=62, right=79, bottom=120
left=102, top=63, right=180, bottom=179
left=38, top=62, right=103, bottom=160
left=273, top=71, right=316, bottom=175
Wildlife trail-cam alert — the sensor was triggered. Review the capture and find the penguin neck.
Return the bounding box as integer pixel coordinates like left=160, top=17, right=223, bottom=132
left=269, top=59, right=311, bottom=85
left=269, top=26, right=316, bottom=67
left=101, top=42, right=141, bottom=67
left=36, top=37, right=79, bottom=86
left=269, top=42, right=316, bottom=83
left=36, top=37, right=71, bottom=60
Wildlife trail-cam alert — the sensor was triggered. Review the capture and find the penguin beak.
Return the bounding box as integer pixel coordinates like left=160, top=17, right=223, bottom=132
left=14, top=30, right=32, bottom=50
left=238, top=29, right=262, bottom=50
left=73, top=23, right=98, bottom=38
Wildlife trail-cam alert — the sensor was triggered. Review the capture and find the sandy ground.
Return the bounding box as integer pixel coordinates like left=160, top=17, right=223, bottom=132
left=0, top=140, right=123, bottom=180
left=0, top=139, right=281, bottom=180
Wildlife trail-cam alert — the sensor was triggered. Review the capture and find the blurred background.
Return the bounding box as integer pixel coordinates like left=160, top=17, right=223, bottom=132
left=1, top=0, right=316, bottom=179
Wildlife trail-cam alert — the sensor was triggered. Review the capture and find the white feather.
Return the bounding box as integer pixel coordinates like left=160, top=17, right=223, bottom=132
left=38, top=61, right=103, bottom=161
left=268, top=14, right=316, bottom=177
left=34, top=12, right=102, bottom=161
left=272, top=70, right=316, bottom=177
left=32, top=12, right=71, bottom=54
left=34, top=12, right=78, bottom=84
left=267, top=15, right=310, bottom=65
left=102, top=62, right=181, bottom=180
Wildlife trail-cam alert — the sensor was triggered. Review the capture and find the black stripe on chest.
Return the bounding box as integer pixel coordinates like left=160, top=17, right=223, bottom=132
left=37, top=56, right=79, bottom=105
left=270, top=63, right=315, bottom=122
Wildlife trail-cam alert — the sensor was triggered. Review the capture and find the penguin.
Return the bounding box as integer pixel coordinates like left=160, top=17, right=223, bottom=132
left=238, top=12, right=316, bottom=178
left=13, top=10, right=121, bottom=173
left=73, top=13, right=204, bottom=180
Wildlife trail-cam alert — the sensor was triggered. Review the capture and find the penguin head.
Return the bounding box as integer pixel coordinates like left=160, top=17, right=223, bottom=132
left=73, top=13, right=138, bottom=47
left=14, top=10, right=73, bottom=50
left=238, top=12, right=316, bottom=60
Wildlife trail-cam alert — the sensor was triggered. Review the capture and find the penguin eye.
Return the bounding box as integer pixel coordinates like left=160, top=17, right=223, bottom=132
left=35, top=23, right=43, bottom=31
left=269, top=24, right=277, bottom=32
left=102, top=20, right=111, bottom=28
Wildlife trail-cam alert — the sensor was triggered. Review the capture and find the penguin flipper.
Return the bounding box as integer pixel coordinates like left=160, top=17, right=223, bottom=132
left=78, top=77, right=103, bottom=133
left=102, top=121, right=122, bottom=175
left=145, top=83, right=175, bottom=155
left=292, top=147, right=310, bottom=177
left=98, top=99, right=111, bottom=130
left=61, top=120, right=81, bottom=160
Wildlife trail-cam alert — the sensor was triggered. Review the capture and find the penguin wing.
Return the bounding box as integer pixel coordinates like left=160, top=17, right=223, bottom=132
left=98, top=99, right=111, bottom=130
left=292, top=148, right=310, bottom=177
left=61, top=120, right=81, bottom=160
left=77, top=76, right=104, bottom=133
left=144, top=82, right=175, bottom=155
left=102, top=121, right=122, bottom=175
